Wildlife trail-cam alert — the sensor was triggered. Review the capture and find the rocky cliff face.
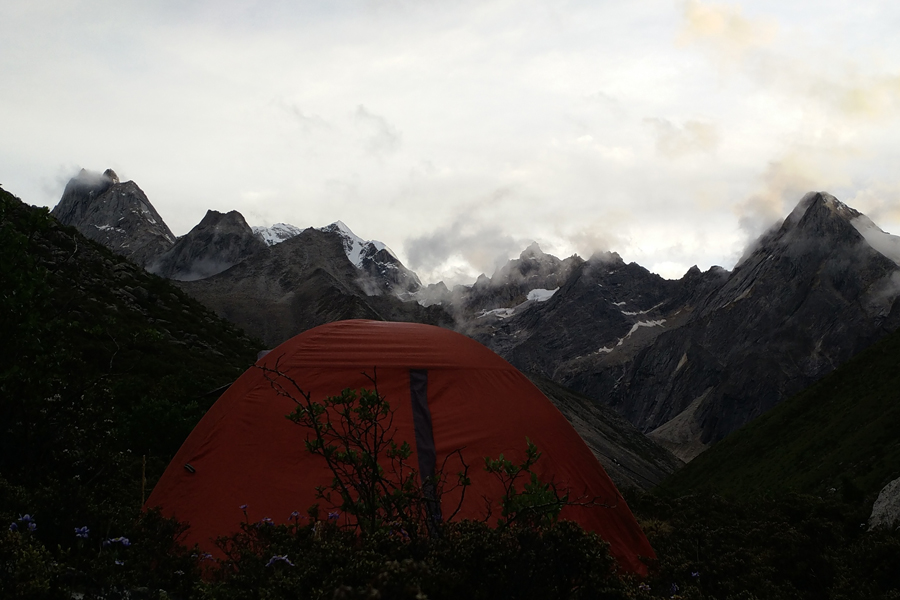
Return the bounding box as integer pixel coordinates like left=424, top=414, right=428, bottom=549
left=147, top=209, right=267, bottom=281
left=50, top=169, right=175, bottom=267
left=465, top=249, right=725, bottom=373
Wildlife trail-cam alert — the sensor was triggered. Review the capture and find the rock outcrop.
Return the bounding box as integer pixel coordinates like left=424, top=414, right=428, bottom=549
left=870, top=476, right=900, bottom=529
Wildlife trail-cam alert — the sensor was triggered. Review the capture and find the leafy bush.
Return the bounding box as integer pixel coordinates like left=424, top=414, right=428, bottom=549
left=203, top=515, right=634, bottom=600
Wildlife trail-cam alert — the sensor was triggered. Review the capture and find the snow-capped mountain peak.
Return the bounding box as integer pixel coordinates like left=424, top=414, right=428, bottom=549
left=317, top=220, right=397, bottom=269
left=252, top=223, right=304, bottom=246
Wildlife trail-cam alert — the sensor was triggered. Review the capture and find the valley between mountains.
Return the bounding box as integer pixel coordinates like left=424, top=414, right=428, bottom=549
left=49, top=167, right=900, bottom=474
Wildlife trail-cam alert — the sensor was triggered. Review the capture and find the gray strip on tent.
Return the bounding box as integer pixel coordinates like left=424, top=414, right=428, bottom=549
left=409, top=369, right=441, bottom=523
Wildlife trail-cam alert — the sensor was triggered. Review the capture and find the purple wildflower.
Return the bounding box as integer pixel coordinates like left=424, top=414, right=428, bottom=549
left=327, top=511, right=340, bottom=520
left=104, top=536, right=131, bottom=547
left=638, top=583, right=651, bottom=592
left=239, top=504, right=248, bottom=510
left=27, top=522, right=36, bottom=532
left=691, top=571, right=700, bottom=578
left=289, top=511, right=300, bottom=520
left=265, top=554, right=295, bottom=567
left=670, top=582, right=679, bottom=596
left=260, top=517, right=274, bottom=525
left=115, top=559, right=125, bottom=566
left=9, top=522, right=17, bottom=532
left=18, top=514, right=34, bottom=523
left=75, top=526, right=90, bottom=539
left=200, top=553, right=214, bottom=561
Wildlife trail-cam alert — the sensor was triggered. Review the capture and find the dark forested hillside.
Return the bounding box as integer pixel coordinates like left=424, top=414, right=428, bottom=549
left=0, top=184, right=261, bottom=557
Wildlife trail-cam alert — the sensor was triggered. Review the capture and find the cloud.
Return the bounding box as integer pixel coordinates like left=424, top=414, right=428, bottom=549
left=404, top=217, right=529, bottom=285
left=678, top=2, right=900, bottom=123
left=644, top=118, right=719, bottom=158
left=734, top=157, right=815, bottom=237
left=355, top=105, right=402, bottom=157
left=810, top=72, right=900, bottom=120
left=277, top=100, right=330, bottom=133
left=846, top=184, right=900, bottom=228
left=677, top=0, right=778, bottom=63
left=563, top=221, right=627, bottom=262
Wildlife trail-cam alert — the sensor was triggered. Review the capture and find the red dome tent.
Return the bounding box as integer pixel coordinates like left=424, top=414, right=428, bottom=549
left=146, top=320, right=654, bottom=574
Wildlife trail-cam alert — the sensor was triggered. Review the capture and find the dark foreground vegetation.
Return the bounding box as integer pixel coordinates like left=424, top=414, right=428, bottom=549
left=3, top=186, right=900, bottom=599
left=6, top=485, right=900, bottom=599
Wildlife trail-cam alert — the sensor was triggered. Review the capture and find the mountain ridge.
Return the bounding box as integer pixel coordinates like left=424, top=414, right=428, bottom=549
left=47, top=170, right=900, bottom=464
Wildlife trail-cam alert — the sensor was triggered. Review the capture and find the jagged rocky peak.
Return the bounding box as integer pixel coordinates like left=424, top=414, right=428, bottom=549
left=520, top=241, right=545, bottom=258
left=786, top=191, right=861, bottom=228
left=735, top=190, right=900, bottom=274
left=51, top=168, right=175, bottom=268
left=316, top=220, right=392, bottom=267
left=53, top=169, right=116, bottom=221
left=415, top=281, right=452, bottom=307
left=683, top=265, right=703, bottom=279
left=147, top=208, right=267, bottom=281
left=198, top=209, right=253, bottom=230
left=254, top=218, right=424, bottom=297
left=473, top=273, right=491, bottom=289
left=494, top=242, right=556, bottom=283
left=451, top=244, right=586, bottom=317
left=587, top=249, right=625, bottom=266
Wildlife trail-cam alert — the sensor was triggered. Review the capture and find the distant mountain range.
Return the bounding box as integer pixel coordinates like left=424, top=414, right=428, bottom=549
left=41, top=171, right=677, bottom=489
left=49, top=168, right=900, bottom=464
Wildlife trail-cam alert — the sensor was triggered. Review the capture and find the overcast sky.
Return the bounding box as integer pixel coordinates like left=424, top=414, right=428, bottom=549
left=3, top=1, right=900, bottom=284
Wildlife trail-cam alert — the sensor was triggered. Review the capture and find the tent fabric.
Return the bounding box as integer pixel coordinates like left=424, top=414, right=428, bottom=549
left=145, top=320, right=655, bottom=574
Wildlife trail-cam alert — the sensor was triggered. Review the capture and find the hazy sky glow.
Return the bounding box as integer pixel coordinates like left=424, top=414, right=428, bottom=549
left=4, top=0, right=900, bottom=284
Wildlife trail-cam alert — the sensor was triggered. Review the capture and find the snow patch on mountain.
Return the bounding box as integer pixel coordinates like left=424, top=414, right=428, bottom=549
left=527, top=287, right=559, bottom=302
left=253, top=223, right=304, bottom=246
left=614, top=319, right=667, bottom=347
left=621, top=302, right=664, bottom=316
left=479, top=307, right=517, bottom=319
left=317, top=220, right=397, bottom=268
left=94, top=224, right=126, bottom=234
